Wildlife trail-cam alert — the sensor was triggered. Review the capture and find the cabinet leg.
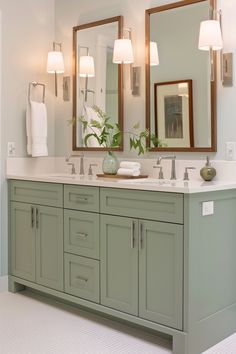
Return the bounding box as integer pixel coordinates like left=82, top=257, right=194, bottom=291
left=8, top=277, right=25, bottom=293
left=173, top=333, right=188, bottom=354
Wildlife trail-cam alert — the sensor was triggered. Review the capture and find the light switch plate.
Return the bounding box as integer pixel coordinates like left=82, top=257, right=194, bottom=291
left=202, top=201, right=214, bottom=216
left=226, top=142, right=236, bottom=160
left=7, top=142, right=16, bottom=157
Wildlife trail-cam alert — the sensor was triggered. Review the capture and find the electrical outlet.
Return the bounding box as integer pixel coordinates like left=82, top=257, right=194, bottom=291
left=202, top=201, right=214, bottom=216
left=226, top=142, right=236, bottom=160
left=7, top=142, right=16, bottom=157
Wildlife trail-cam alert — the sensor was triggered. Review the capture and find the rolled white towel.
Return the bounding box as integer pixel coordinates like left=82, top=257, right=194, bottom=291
left=120, top=161, right=141, bottom=170
left=117, top=168, right=140, bottom=177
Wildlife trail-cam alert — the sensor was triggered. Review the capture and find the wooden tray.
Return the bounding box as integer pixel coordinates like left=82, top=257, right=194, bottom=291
left=96, top=174, right=148, bottom=179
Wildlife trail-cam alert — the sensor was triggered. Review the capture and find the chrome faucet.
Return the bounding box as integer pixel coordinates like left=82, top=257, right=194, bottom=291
left=157, top=155, right=176, bottom=180
left=65, top=153, right=84, bottom=176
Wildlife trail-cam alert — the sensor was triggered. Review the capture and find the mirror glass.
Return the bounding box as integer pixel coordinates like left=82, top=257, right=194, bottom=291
left=73, top=16, right=123, bottom=151
left=146, top=0, right=216, bottom=152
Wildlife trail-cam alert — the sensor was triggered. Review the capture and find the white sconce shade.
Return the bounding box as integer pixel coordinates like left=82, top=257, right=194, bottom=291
left=150, top=41, right=159, bottom=66
left=113, top=38, right=134, bottom=64
left=79, top=55, right=95, bottom=77
left=47, top=51, right=64, bottom=73
left=198, top=20, right=223, bottom=51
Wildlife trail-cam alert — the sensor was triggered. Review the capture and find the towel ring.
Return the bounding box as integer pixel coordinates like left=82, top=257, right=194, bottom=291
left=28, top=81, right=46, bottom=104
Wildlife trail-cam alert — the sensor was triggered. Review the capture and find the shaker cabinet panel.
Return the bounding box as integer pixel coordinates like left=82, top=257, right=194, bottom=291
left=100, top=188, right=183, bottom=224
left=139, top=220, right=183, bottom=330
left=64, top=185, right=99, bottom=212
left=65, top=253, right=100, bottom=303
left=64, top=209, right=99, bottom=259
left=36, top=206, right=64, bottom=291
left=10, top=202, right=36, bottom=282
left=10, top=180, right=63, bottom=207
left=100, top=215, right=138, bottom=316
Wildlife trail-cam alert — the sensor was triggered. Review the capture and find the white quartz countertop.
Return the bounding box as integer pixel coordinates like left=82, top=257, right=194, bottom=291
left=6, top=173, right=236, bottom=194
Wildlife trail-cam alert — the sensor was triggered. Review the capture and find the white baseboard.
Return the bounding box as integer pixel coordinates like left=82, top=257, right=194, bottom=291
left=0, top=275, right=8, bottom=292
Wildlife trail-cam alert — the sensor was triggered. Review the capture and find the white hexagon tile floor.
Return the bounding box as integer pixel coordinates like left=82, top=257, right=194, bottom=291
left=0, top=290, right=235, bottom=354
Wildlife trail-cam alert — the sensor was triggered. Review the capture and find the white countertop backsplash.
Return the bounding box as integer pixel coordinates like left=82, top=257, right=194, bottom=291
left=6, top=157, right=236, bottom=194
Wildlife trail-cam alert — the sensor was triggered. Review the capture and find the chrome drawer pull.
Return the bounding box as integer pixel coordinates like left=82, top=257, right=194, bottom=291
left=75, top=232, right=88, bottom=239
left=75, top=196, right=88, bottom=203
left=76, top=276, right=88, bottom=283
left=131, top=221, right=135, bottom=249
left=31, top=206, right=35, bottom=228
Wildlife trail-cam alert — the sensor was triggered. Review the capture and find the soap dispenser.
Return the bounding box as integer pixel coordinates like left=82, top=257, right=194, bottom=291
left=200, top=156, right=216, bottom=181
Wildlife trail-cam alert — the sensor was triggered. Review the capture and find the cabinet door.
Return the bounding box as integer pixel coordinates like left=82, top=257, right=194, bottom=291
left=35, top=206, right=63, bottom=291
left=139, top=220, right=183, bottom=330
left=10, top=202, right=36, bottom=282
left=100, top=215, right=138, bottom=315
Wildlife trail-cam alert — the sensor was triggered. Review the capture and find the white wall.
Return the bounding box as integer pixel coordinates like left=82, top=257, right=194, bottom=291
left=54, top=0, right=236, bottom=160
left=0, top=0, right=55, bottom=275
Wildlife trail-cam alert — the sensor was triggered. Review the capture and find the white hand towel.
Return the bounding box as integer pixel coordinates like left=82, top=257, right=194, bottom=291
left=120, top=161, right=141, bottom=170
left=26, top=100, right=48, bottom=157
left=26, top=102, right=32, bottom=155
left=117, top=168, right=141, bottom=177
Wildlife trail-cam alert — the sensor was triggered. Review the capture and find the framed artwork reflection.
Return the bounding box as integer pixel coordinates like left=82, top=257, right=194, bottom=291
left=154, top=79, right=194, bottom=148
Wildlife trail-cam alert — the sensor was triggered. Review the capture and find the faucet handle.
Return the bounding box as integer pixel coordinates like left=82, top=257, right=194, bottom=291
left=183, top=167, right=196, bottom=181
left=67, top=162, right=76, bottom=175
left=153, top=165, right=164, bottom=179
left=88, top=164, right=98, bottom=176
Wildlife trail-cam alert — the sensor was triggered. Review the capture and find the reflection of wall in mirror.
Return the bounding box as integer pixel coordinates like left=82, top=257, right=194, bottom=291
left=150, top=1, right=210, bottom=148
left=76, top=23, right=118, bottom=147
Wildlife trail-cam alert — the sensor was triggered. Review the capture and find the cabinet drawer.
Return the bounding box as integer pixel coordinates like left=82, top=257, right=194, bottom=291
left=10, top=180, right=63, bottom=207
left=64, top=253, right=100, bottom=303
left=100, top=188, right=183, bottom=224
left=64, top=210, right=99, bottom=259
left=64, top=185, right=99, bottom=212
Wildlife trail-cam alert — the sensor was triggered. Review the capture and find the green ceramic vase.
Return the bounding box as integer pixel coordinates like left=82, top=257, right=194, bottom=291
left=102, top=151, right=119, bottom=175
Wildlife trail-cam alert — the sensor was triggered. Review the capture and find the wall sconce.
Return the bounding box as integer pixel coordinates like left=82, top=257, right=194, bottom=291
left=47, top=42, right=64, bottom=97
left=198, top=9, right=232, bottom=85
left=79, top=46, right=95, bottom=102
left=79, top=56, right=95, bottom=77
left=150, top=41, right=159, bottom=66
left=113, top=28, right=134, bottom=64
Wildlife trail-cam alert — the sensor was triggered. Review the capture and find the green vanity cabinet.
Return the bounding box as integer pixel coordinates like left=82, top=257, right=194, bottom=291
left=100, top=215, right=139, bottom=316
left=100, top=214, right=183, bottom=330
left=139, top=220, right=183, bottom=330
left=35, top=205, right=63, bottom=291
left=10, top=201, right=36, bottom=282
left=10, top=180, right=236, bottom=354
left=10, top=181, right=64, bottom=292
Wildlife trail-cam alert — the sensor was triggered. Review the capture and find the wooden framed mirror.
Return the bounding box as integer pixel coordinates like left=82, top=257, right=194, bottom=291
left=146, top=0, right=217, bottom=152
left=72, top=16, right=123, bottom=151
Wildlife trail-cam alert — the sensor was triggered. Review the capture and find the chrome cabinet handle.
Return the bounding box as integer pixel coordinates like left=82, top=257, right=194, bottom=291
left=31, top=206, right=35, bottom=228
left=75, top=232, right=88, bottom=239
left=36, top=208, right=39, bottom=229
left=131, top=221, right=135, bottom=249
left=139, top=222, right=143, bottom=250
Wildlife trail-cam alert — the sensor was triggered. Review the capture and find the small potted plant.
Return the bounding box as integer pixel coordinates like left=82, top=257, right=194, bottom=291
left=80, top=106, right=149, bottom=174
